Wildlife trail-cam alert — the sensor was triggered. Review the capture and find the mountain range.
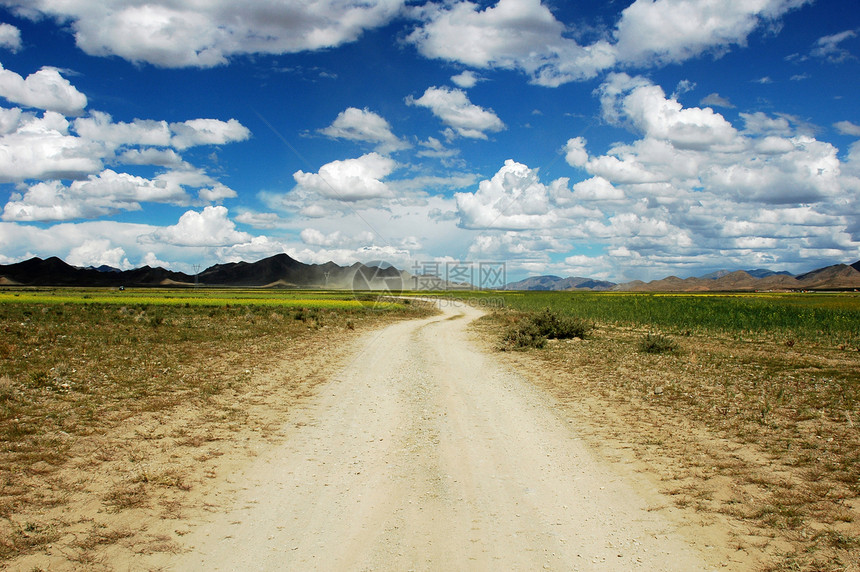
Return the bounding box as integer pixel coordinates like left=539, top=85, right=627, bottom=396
left=1, top=255, right=859, bottom=292
left=0, top=254, right=410, bottom=291
left=509, top=261, right=860, bottom=292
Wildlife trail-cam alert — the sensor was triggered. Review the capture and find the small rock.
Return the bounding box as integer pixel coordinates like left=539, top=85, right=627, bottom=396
left=653, top=386, right=664, bottom=396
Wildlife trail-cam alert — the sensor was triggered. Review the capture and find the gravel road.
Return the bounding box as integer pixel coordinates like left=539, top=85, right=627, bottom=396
left=169, top=300, right=715, bottom=571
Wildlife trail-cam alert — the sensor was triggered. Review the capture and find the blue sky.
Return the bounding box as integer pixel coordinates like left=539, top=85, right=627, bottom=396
left=0, top=0, right=858, bottom=282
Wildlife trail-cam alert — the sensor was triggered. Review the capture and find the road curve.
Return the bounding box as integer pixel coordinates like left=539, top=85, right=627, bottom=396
left=168, top=299, right=714, bottom=571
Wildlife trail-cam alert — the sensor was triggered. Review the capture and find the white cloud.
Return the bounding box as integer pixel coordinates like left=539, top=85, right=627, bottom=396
left=318, top=107, right=409, bottom=153
left=234, top=211, right=283, bottom=229
left=73, top=111, right=171, bottom=147
left=613, top=0, right=810, bottom=66
left=0, top=110, right=104, bottom=182
left=455, top=159, right=569, bottom=230
left=563, top=137, right=589, bottom=168
left=117, top=147, right=184, bottom=167
left=300, top=228, right=373, bottom=248
left=599, top=73, right=738, bottom=150
left=811, top=29, right=857, bottom=62
left=66, top=238, right=131, bottom=269
left=10, top=0, right=405, bottom=68
left=142, top=206, right=251, bottom=247
left=293, top=152, right=397, bottom=201
left=552, top=74, right=860, bottom=274
left=170, top=118, right=251, bottom=149
left=572, top=177, right=625, bottom=201
left=0, top=23, right=22, bottom=52
left=417, top=136, right=459, bottom=160
left=408, top=0, right=809, bottom=87
left=1, top=169, right=191, bottom=221
left=406, top=86, right=504, bottom=139
left=835, top=120, right=860, bottom=137
left=1, top=163, right=242, bottom=222
left=740, top=111, right=793, bottom=136
left=700, top=93, right=734, bottom=108
left=451, top=70, right=481, bottom=88
left=408, top=0, right=614, bottom=86
left=0, top=64, right=87, bottom=116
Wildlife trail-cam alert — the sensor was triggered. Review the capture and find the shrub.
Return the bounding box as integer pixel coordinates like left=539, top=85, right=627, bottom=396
left=638, top=332, right=678, bottom=354
left=528, top=309, right=591, bottom=340
left=501, top=320, right=547, bottom=350
left=501, top=309, right=591, bottom=350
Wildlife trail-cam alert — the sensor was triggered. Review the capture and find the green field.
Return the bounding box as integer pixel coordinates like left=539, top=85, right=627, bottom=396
left=0, top=288, right=405, bottom=310
left=435, top=290, right=860, bottom=346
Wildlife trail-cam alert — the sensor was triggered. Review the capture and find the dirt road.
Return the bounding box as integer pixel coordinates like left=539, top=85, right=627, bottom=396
left=168, top=300, right=716, bottom=571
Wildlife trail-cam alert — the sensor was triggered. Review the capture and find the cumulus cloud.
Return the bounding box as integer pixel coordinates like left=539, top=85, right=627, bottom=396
left=1, top=163, right=240, bottom=222
left=455, top=159, right=578, bottom=230
left=318, top=107, right=409, bottom=153
left=293, top=152, right=397, bottom=201
left=73, top=111, right=171, bottom=147
left=552, top=73, right=859, bottom=273
left=142, top=206, right=251, bottom=247
left=300, top=228, right=373, bottom=248
left=612, top=0, right=810, bottom=66
left=0, top=63, right=87, bottom=115
left=408, top=0, right=809, bottom=87
left=170, top=118, right=251, bottom=150
left=406, top=86, right=504, bottom=139
left=408, top=0, right=614, bottom=86
left=8, top=0, right=405, bottom=68
left=0, top=23, right=22, bottom=52
left=1, top=169, right=193, bottom=221
left=234, top=211, right=284, bottom=229
left=451, top=70, right=481, bottom=88
left=117, top=148, right=184, bottom=167
left=0, top=63, right=252, bottom=190
left=835, top=120, right=860, bottom=137
left=598, top=73, right=738, bottom=150
left=0, top=110, right=104, bottom=182
left=563, top=137, right=589, bottom=168
left=66, top=238, right=131, bottom=269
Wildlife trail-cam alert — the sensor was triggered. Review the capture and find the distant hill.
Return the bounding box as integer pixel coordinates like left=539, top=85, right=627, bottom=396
left=700, top=268, right=794, bottom=280
left=613, top=262, right=860, bottom=292
left=0, top=254, right=412, bottom=290
left=504, top=275, right=616, bottom=291
left=504, top=261, right=860, bottom=292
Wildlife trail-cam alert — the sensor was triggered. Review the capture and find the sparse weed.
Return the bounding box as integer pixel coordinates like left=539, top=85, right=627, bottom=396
left=0, top=288, right=433, bottom=565
left=638, top=332, right=678, bottom=354
left=472, top=290, right=860, bottom=570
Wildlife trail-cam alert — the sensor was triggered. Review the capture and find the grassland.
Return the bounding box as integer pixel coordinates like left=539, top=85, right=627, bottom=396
left=3, top=287, right=858, bottom=570
left=0, top=288, right=429, bottom=567
left=459, top=290, right=859, bottom=571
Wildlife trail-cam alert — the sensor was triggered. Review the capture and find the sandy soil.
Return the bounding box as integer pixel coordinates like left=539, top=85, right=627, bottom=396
left=144, top=299, right=728, bottom=571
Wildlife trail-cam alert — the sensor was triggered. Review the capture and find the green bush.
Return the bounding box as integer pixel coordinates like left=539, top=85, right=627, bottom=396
left=638, top=332, right=678, bottom=354
left=501, top=309, right=591, bottom=350
left=528, top=309, right=592, bottom=340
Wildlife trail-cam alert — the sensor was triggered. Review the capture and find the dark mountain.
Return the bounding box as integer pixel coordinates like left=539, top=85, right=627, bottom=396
left=0, top=257, right=193, bottom=286
left=0, top=253, right=411, bottom=290
left=505, top=275, right=616, bottom=291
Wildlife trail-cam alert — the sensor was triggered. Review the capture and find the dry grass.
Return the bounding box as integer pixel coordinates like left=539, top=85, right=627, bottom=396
left=0, top=296, right=433, bottom=567
left=476, top=311, right=860, bottom=571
